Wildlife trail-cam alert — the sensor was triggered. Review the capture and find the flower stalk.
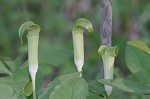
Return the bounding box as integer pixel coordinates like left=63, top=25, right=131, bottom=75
left=98, top=45, right=119, bottom=96
left=72, top=18, right=93, bottom=76
left=19, top=21, right=40, bottom=99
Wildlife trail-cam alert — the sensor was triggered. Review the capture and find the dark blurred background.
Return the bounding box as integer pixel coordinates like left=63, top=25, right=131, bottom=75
left=0, top=0, right=150, bottom=89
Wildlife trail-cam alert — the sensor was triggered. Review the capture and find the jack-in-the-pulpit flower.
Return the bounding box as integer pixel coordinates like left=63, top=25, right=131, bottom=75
left=19, top=21, right=40, bottom=99
left=98, top=45, right=119, bottom=96
left=72, top=18, right=93, bottom=75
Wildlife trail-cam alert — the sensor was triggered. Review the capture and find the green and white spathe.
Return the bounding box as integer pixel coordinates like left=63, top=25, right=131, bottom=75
left=72, top=18, right=93, bottom=73
left=98, top=45, right=119, bottom=96
left=19, top=21, right=40, bottom=99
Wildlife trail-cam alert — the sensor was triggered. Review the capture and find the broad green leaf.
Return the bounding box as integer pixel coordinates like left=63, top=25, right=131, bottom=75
left=125, top=45, right=150, bottom=82
left=0, top=64, right=29, bottom=95
left=88, top=81, right=106, bottom=97
left=0, top=60, right=12, bottom=76
left=98, top=78, right=150, bottom=95
left=107, top=87, right=128, bottom=99
left=12, top=66, right=29, bottom=82
left=39, top=72, right=81, bottom=99
left=127, top=41, right=150, bottom=54
left=17, top=95, right=28, bottom=99
left=22, top=82, right=32, bottom=97
left=108, top=94, right=127, bottom=99
left=0, top=79, right=28, bottom=96
left=49, top=77, right=88, bottom=99
left=0, top=83, right=18, bottom=99
left=87, top=93, right=103, bottom=99
left=0, top=60, right=15, bottom=76
left=140, top=95, right=150, bottom=99
left=5, top=60, right=15, bottom=71
left=127, top=72, right=150, bottom=83
left=14, top=54, right=27, bottom=67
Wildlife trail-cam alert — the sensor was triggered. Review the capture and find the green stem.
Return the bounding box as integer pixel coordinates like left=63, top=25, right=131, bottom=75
left=30, top=71, right=36, bottom=99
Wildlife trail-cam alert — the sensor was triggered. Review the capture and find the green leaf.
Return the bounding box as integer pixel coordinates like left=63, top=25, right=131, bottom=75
left=49, top=77, right=88, bottom=99
left=127, top=72, right=150, bottom=83
left=125, top=45, right=150, bottom=82
left=19, top=21, right=40, bottom=45
left=22, top=82, right=32, bottom=97
left=17, top=95, right=28, bottom=99
left=88, top=81, right=106, bottom=97
left=39, top=72, right=81, bottom=99
left=127, top=41, right=150, bottom=54
left=98, top=78, right=150, bottom=95
left=0, top=60, right=12, bottom=76
left=0, top=83, right=18, bottom=99
left=12, top=66, right=29, bottom=82
left=87, top=93, right=103, bottom=99
left=0, top=64, right=29, bottom=95
left=0, top=60, right=15, bottom=77
left=14, top=54, right=27, bottom=67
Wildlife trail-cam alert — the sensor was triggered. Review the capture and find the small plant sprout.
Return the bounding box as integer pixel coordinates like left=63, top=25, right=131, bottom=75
left=98, top=45, right=119, bottom=96
left=19, top=21, right=40, bottom=99
left=72, top=18, right=93, bottom=75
